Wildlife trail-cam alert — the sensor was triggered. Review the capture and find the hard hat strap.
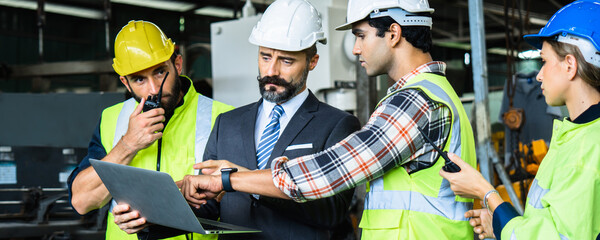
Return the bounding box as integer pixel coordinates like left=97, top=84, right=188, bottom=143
left=556, top=33, right=600, bottom=68
left=369, top=8, right=432, bottom=29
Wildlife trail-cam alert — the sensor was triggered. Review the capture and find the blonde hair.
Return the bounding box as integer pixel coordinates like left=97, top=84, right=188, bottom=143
left=547, top=40, right=600, bottom=92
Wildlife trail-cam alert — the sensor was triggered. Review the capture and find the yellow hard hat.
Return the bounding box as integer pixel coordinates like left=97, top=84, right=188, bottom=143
left=112, top=20, right=175, bottom=76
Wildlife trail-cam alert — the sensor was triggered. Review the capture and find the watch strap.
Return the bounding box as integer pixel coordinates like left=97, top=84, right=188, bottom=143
left=221, top=168, right=237, bottom=192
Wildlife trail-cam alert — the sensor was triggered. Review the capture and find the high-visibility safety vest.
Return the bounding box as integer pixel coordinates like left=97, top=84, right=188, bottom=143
left=359, top=73, right=477, bottom=240
left=100, top=76, right=233, bottom=240
left=501, top=117, right=600, bottom=240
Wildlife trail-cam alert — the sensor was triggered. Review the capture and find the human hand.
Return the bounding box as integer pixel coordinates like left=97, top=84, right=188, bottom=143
left=112, top=203, right=150, bottom=234
left=466, top=207, right=496, bottom=239
left=176, top=175, right=223, bottom=209
left=439, top=153, right=494, bottom=200
left=121, top=98, right=165, bottom=151
left=194, top=160, right=249, bottom=175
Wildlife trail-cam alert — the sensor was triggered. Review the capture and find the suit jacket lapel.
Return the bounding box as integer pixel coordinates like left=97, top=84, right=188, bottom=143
left=269, top=91, right=318, bottom=162
left=242, top=100, right=261, bottom=169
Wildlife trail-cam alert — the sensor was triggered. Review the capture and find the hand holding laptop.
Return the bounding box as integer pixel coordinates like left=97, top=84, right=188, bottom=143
left=112, top=203, right=150, bottom=234
left=112, top=159, right=243, bottom=233
left=91, top=159, right=260, bottom=235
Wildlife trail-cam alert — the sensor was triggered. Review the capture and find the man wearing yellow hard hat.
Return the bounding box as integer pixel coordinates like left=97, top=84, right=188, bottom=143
left=66, top=20, right=233, bottom=240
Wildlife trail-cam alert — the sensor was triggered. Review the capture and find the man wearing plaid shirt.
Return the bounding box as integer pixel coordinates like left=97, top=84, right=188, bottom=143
left=180, top=0, right=477, bottom=239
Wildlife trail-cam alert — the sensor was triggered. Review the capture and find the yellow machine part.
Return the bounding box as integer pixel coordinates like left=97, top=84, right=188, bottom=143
left=496, top=179, right=533, bottom=207
left=516, top=139, right=547, bottom=175
left=530, top=139, right=547, bottom=164
left=491, top=131, right=505, bottom=154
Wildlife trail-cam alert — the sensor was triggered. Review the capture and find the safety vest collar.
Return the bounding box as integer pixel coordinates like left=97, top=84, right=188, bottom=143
left=551, top=117, right=600, bottom=146
left=172, top=75, right=196, bottom=117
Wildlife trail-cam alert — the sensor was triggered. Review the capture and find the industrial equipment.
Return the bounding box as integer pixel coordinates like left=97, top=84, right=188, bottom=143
left=0, top=92, right=123, bottom=239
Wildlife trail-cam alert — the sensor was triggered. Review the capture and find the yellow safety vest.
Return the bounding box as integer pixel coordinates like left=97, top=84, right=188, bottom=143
left=501, top=117, right=600, bottom=240
left=99, top=76, right=233, bottom=240
left=359, top=73, right=476, bottom=240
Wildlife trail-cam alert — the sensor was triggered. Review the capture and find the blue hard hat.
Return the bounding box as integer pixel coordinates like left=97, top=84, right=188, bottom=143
left=524, top=0, right=600, bottom=51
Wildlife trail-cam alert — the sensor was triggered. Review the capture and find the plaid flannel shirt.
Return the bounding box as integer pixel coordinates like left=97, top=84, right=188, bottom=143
left=272, top=62, right=453, bottom=202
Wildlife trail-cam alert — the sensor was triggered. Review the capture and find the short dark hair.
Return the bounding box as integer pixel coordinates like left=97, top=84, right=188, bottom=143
left=169, top=52, right=178, bottom=65
left=366, top=16, right=432, bottom=53
left=300, top=44, right=318, bottom=68
left=303, top=44, right=318, bottom=63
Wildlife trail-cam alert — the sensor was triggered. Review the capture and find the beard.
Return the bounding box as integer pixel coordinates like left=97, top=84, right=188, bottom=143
left=258, top=67, right=308, bottom=103
left=130, top=76, right=182, bottom=115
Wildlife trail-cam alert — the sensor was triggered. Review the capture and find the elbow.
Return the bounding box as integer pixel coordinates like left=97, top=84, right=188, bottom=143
left=71, top=200, right=87, bottom=215
left=70, top=194, right=91, bottom=215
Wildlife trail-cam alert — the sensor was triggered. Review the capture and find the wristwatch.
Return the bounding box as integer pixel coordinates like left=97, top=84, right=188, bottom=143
left=221, top=168, right=238, bottom=192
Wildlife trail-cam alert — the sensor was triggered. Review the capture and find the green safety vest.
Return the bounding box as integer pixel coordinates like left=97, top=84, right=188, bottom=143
left=100, top=76, right=233, bottom=240
left=359, top=73, right=477, bottom=240
left=501, top=117, right=600, bottom=240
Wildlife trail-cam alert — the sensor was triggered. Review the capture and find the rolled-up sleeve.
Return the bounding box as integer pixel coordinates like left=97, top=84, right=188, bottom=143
left=272, top=89, right=451, bottom=202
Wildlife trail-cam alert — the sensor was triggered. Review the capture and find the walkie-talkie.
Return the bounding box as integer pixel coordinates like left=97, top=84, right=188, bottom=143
left=415, top=125, right=461, bottom=173
left=142, top=72, right=169, bottom=112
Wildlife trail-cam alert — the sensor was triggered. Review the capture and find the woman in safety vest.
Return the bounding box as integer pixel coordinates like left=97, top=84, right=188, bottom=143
left=440, top=0, right=600, bottom=239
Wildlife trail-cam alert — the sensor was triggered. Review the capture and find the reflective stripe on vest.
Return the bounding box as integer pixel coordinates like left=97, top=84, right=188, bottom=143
left=366, top=79, right=471, bottom=221
left=109, top=96, right=213, bottom=211
left=194, top=95, right=213, bottom=172
left=113, top=98, right=137, bottom=147
left=510, top=230, right=569, bottom=240
left=526, top=178, right=550, bottom=209
left=366, top=177, right=472, bottom=221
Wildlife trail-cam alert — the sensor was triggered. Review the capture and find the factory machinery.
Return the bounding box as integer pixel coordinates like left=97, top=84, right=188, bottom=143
left=0, top=92, right=123, bottom=239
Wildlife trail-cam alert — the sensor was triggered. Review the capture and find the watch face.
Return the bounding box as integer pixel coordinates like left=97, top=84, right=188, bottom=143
left=221, top=168, right=238, bottom=172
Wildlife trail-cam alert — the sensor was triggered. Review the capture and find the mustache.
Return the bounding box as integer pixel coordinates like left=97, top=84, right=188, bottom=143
left=257, top=75, right=291, bottom=87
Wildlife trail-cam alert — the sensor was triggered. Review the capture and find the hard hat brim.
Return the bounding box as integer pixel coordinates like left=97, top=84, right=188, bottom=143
left=524, top=29, right=600, bottom=51
left=523, top=33, right=545, bottom=50
left=335, top=22, right=353, bottom=31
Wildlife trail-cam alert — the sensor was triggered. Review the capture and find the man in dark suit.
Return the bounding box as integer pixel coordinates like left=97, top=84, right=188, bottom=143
left=111, top=0, right=360, bottom=239
left=194, top=1, right=361, bottom=238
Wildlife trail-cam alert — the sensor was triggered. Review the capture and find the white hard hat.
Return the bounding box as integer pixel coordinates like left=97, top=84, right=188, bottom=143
left=336, top=0, right=434, bottom=31
left=248, top=0, right=327, bottom=51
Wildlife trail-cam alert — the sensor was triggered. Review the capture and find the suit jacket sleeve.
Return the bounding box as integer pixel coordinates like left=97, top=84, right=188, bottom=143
left=259, top=114, right=361, bottom=228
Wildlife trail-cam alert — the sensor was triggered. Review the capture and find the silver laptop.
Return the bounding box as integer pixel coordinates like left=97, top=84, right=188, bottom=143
left=89, top=159, right=260, bottom=234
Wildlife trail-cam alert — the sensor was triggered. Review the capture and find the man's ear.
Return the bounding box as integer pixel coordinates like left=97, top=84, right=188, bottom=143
left=120, top=76, right=132, bottom=92
left=389, top=23, right=402, bottom=47
left=174, top=55, right=183, bottom=74
left=308, top=54, right=319, bottom=71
